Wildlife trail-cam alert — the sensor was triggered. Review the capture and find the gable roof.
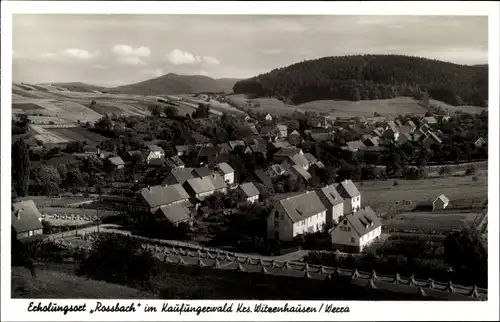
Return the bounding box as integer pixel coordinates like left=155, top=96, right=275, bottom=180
left=170, top=156, right=185, bottom=166
left=335, top=179, right=361, bottom=198
left=310, top=132, right=334, bottom=142
left=185, top=175, right=226, bottom=194
left=139, top=184, right=190, bottom=209
left=270, top=141, right=291, bottom=149
left=423, top=116, right=438, bottom=124
left=289, top=154, right=310, bottom=168
left=217, top=162, right=234, bottom=174
left=127, top=150, right=143, bottom=158
left=193, top=167, right=214, bottom=178
left=289, top=130, right=301, bottom=136
left=12, top=200, right=43, bottom=234
left=217, top=143, right=232, bottom=153
left=156, top=203, right=191, bottom=224
left=405, top=120, right=416, bottom=128
left=175, top=145, right=193, bottom=154
left=291, top=164, right=312, bottom=181
left=424, top=131, right=442, bottom=144
left=303, top=153, right=317, bottom=164
left=275, top=147, right=302, bottom=157
left=318, top=184, right=344, bottom=207
left=254, top=169, right=273, bottom=187
left=147, top=144, right=164, bottom=153
left=163, top=167, right=194, bottom=184
left=198, top=146, right=220, bottom=157
left=279, top=191, right=327, bottom=223
left=276, top=124, right=288, bottom=131
left=239, top=182, right=260, bottom=198
left=250, top=144, right=267, bottom=154
left=268, top=164, right=286, bottom=176
left=344, top=206, right=382, bottom=237
left=435, top=194, right=450, bottom=204
left=229, top=140, right=245, bottom=150
left=108, top=156, right=125, bottom=166
left=344, top=140, right=367, bottom=151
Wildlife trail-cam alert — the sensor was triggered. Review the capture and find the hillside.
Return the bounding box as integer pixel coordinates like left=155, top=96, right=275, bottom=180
left=233, top=55, right=488, bottom=107
left=42, top=82, right=110, bottom=93
left=110, top=73, right=239, bottom=95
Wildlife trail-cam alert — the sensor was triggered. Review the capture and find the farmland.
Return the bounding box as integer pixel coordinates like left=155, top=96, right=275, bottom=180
left=50, top=127, right=109, bottom=145
left=227, top=94, right=487, bottom=118
left=384, top=211, right=479, bottom=233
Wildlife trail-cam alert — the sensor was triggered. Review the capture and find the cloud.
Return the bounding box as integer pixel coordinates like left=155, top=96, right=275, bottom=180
left=112, top=45, right=151, bottom=58
left=38, top=49, right=97, bottom=60
left=263, top=49, right=282, bottom=55
left=118, top=56, right=147, bottom=66
left=141, top=68, right=165, bottom=77
left=64, top=49, right=94, bottom=60
left=165, top=49, right=220, bottom=65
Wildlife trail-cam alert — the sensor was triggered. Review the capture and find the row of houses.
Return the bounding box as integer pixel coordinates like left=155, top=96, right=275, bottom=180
left=267, top=179, right=381, bottom=252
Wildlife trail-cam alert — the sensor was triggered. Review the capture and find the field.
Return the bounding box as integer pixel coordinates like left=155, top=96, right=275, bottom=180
left=50, top=127, right=109, bottom=144
left=385, top=211, right=479, bottom=233
left=12, top=102, right=44, bottom=111
left=19, top=196, right=96, bottom=207
left=12, top=266, right=155, bottom=299
left=228, top=94, right=487, bottom=118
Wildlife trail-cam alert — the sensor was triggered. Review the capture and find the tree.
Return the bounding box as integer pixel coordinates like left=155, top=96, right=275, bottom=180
left=164, top=105, right=179, bottom=118
left=12, top=139, right=30, bottom=196
left=148, top=104, right=162, bottom=117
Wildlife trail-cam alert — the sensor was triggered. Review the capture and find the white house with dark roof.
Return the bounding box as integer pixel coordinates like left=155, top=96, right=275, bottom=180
left=183, top=174, right=227, bottom=200
left=135, top=184, right=190, bottom=214
left=330, top=206, right=382, bottom=253
left=145, top=144, right=165, bottom=162
left=12, top=200, right=43, bottom=239
left=267, top=191, right=327, bottom=241
left=239, top=182, right=260, bottom=204
left=316, top=184, right=344, bottom=226
left=422, top=131, right=442, bottom=149
left=334, top=179, right=361, bottom=214
left=265, top=113, right=273, bottom=121
left=216, top=162, right=235, bottom=185
left=433, top=194, right=450, bottom=210
left=275, top=124, right=288, bottom=138
left=154, top=203, right=192, bottom=226
left=422, top=116, right=438, bottom=127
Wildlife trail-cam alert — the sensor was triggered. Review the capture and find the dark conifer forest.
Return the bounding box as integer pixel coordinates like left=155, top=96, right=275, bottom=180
left=233, top=55, right=488, bottom=107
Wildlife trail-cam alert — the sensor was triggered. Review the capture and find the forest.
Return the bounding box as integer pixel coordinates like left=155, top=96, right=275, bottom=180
left=233, top=55, right=488, bottom=107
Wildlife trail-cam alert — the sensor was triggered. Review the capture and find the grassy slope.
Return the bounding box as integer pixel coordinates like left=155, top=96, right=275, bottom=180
left=12, top=266, right=156, bottom=299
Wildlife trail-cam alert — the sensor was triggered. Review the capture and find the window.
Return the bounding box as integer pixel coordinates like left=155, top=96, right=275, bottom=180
left=350, top=237, right=355, bottom=243
left=347, top=227, right=351, bottom=232
left=280, top=214, right=284, bottom=220
left=274, top=221, right=279, bottom=228
left=343, top=220, right=347, bottom=225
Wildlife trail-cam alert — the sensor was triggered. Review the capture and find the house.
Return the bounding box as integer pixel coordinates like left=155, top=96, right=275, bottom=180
left=217, top=143, right=232, bottom=154
left=254, top=169, right=273, bottom=188
left=250, top=144, right=267, bottom=157
left=372, top=128, right=383, bottom=137
left=196, top=146, right=222, bottom=165
left=154, top=203, right=192, bottom=226
left=330, top=206, right=382, bottom=253
left=382, top=126, right=399, bottom=141
left=216, top=162, right=235, bottom=185
left=243, top=146, right=253, bottom=155
left=334, top=179, right=361, bottom=214
left=394, top=120, right=403, bottom=127
left=169, top=156, right=185, bottom=168
left=229, top=140, right=246, bottom=151
left=107, top=156, right=125, bottom=170
left=433, top=194, right=450, bottom=211
left=175, top=145, right=193, bottom=156
left=126, top=150, right=144, bottom=161
left=420, top=123, right=431, bottom=134
left=396, top=133, right=411, bottom=146
left=12, top=200, right=43, bottom=239
left=267, top=164, right=286, bottom=178
left=475, top=137, right=486, bottom=147
left=405, top=120, right=417, bottom=131
left=422, top=131, right=442, bottom=149
left=276, top=124, right=288, bottom=138
left=265, top=113, right=273, bottom=121
left=273, top=147, right=304, bottom=163
left=145, top=144, right=165, bottom=162
left=183, top=174, right=227, bottom=200
left=303, top=153, right=318, bottom=166
left=316, top=185, right=344, bottom=226
left=291, top=164, right=312, bottom=182
left=422, top=116, right=438, bottom=127
left=267, top=191, right=327, bottom=241
left=193, top=166, right=214, bottom=179
left=363, top=136, right=380, bottom=147
left=289, top=154, right=310, bottom=170
left=309, top=132, right=334, bottom=143
left=342, top=140, right=367, bottom=152
left=162, top=167, right=194, bottom=185
left=249, top=124, right=259, bottom=135
left=239, top=182, right=260, bottom=204
left=135, top=184, right=190, bottom=213
left=288, top=129, right=303, bottom=145
left=412, top=128, right=426, bottom=143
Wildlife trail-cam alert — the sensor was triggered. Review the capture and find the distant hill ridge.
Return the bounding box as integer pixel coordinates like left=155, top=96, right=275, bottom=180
left=44, top=74, right=241, bottom=96
left=233, top=54, right=488, bottom=107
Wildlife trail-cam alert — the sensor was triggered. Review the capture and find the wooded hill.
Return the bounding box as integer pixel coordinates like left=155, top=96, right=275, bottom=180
left=233, top=55, right=488, bottom=107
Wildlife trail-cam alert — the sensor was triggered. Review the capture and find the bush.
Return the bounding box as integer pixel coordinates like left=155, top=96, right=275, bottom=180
left=438, top=165, right=452, bottom=177
left=472, top=176, right=478, bottom=182
left=465, top=165, right=477, bottom=176
left=392, top=180, right=399, bottom=186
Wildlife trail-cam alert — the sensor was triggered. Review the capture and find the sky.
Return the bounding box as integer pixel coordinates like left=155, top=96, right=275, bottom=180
left=12, top=15, right=488, bottom=87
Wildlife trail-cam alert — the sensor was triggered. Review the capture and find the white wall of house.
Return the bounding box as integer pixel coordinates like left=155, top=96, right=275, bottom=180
left=359, top=226, right=382, bottom=252
left=292, top=210, right=327, bottom=236
left=246, top=195, right=259, bottom=204
left=223, top=172, right=235, bottom=185
left=344, top=195, right=361, bottom=214
left=267, top=206, right=294, bottom=241
left=331, top=218, right=360, bottom=247
left=332, top=203, right=344, bottom=224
